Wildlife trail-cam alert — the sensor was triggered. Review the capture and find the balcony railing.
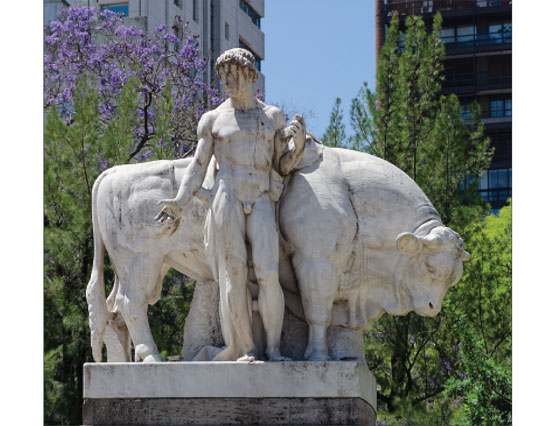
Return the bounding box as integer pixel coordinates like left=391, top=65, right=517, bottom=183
left=443, top=71, right=511, bottom=88
left=384, top=0, right=511, bottom=16
left=440, top=31, right=511, bottom=48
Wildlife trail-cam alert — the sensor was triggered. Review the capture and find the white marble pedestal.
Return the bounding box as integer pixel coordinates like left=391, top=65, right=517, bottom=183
left=82, top=361, right=377, bottom=425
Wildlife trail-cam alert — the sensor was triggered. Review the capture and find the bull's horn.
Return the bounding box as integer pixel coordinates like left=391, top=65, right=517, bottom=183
left=421, top=234, right=442, bottom=250
left=462, top=250, right=470, bottom=262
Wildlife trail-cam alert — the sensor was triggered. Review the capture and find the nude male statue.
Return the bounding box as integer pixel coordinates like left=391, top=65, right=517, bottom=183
left=156, top=48, right=306, bottom=361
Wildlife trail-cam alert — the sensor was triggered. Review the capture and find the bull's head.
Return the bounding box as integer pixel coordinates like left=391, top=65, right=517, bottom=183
left=395, top=226, right=470, bottom=317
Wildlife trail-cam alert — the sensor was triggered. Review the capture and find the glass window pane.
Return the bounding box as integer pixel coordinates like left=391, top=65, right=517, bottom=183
left=457, top=26, right=475, bottom=44
left=479, top=172, right=488, bottom=190
left=505, top=99, right=512, bottom=116
left=489, top=24, right=502, bottom=35
left=489, top=169, right=508, bottom=189
left=490, top=100, right=504, bottom=117
left=458, top=26, right=475, bottom=36
left=440, top=28, right=455, bottom=44
left=488, top=24, right=503, bottom=44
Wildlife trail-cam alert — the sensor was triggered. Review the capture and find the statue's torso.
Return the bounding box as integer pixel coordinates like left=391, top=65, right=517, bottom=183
left=211, top=105, right=279, bottom=202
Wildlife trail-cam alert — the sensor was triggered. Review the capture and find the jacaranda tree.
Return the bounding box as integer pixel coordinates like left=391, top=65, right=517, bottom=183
left=44, top=6, right=220, bottom=161
left=44, top=6, right=219, bottom=424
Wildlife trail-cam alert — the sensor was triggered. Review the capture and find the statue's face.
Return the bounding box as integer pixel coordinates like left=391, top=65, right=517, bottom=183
left=220, top=64, right=252, bottom=98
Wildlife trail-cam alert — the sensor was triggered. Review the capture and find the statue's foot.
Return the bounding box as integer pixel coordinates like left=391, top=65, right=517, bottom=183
left=237, top=349, right=258, bottom=362
left=237, top=354, right=256, bottom=362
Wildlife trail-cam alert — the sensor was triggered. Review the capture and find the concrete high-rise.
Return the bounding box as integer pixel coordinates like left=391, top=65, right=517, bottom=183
left=375, top=0, right=511, bottom=211
left=45, top=0, right=266, bottom=94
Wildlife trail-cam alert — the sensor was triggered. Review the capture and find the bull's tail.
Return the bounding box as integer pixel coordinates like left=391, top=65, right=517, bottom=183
left=85, top=171, right=110, bottom=362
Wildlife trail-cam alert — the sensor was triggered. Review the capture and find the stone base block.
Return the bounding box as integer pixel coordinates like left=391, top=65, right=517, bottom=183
left=83, top=361, right=376, bottom=425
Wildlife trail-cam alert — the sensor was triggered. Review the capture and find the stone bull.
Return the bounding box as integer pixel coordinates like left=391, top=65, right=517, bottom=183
left=86, top=137, right=469, bottom=362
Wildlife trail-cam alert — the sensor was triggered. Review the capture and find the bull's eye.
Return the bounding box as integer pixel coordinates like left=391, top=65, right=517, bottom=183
left=426, top=263, right=436, bottom=274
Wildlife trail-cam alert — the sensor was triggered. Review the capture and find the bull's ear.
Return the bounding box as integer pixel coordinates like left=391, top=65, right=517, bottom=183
left=397, top=232, right=422, bottom=257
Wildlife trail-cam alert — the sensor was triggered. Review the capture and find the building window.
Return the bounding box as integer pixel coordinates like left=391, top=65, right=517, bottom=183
left=193, top=0, right=198, bottom=22
left=490, top=99, right=511, bottom=117
left=174, top=0, right=182, bottom=8
left=477, top=168, right=512, bottom=203
left=439, top=28, right=455, bottom=44
left=101, top=3, right=129, bottom=17
left=488, top=22, right=512, bottom=44
left=460, top=104, right=472, bottom=119
left=225, top=22, right=230, bottom=40
left=440, top=26, right=475, bottom=47
left=239, top=40, right=261, bottom=71
left=239, top=0, right=261, bottom=28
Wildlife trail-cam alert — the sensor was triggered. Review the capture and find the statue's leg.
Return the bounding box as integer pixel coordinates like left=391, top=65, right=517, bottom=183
left=117, top=253, right=164, bottom=363
left=293, top=256, right=338, bottom=361
left=210, top=183, right=256, bottom=361
left=248, top=196, right=287, bottom=361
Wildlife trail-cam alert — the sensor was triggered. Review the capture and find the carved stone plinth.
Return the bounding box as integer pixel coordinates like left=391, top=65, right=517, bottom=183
left=83, top=361, right=377, bottom=425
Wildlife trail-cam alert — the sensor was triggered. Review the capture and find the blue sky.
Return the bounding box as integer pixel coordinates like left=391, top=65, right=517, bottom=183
left=263, top=0, right=376, bottom=139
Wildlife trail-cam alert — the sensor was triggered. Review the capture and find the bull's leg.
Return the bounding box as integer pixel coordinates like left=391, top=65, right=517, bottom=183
left=294, top=257, right=338, bottom=361
left=117, top=253, right=164, bottom=363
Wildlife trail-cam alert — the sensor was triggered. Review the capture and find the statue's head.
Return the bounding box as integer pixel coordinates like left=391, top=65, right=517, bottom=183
left=215, top=48, right=258, bottom=97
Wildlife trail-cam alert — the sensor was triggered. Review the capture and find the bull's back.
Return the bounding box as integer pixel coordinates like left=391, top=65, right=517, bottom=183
left=95, top=158, right=207, bottom=258
left=332, top=148, right=439, bottom=249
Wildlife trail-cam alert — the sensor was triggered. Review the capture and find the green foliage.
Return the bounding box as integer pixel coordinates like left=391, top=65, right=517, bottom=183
left=447, top=201, right=512, bottom=365
left=321, top=97, right=347, bottom=148
left=445, top=314, right=512, bottom=425
left=376, top=392, right=460, bottom=426
left=44, top=75, right=197, bottom=424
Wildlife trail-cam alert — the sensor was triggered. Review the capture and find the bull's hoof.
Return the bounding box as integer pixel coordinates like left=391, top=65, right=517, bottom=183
left=142, top=353, right=164, bottom=363
left=266, top=348, right=290, bottom=361
left=306, top=352, right=331, bottom=362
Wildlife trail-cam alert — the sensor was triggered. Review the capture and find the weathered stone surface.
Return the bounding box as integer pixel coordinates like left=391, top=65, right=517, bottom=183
left=83, top=397, right=376, bottom=425
left=83, top=361, right=377, bottom=425
left=84, top=361, right=376, bottom=406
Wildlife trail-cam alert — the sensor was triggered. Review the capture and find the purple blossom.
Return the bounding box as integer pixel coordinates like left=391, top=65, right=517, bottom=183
left=138, top=149, right=154, bottom=161
left=162, top=33, right=179, bottom=44
left=44, top=6, right=219, bottom=158
left=97, top=157, right=109, bottom=172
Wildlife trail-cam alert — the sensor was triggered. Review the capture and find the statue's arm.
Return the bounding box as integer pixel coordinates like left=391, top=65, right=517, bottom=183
left=155, top=114, right=214, bottom=221
left=276, top=113, right=307, bottom=176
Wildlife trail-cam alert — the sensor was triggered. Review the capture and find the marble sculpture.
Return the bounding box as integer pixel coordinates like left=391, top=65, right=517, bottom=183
left=86, top=48, right=469, bottom=363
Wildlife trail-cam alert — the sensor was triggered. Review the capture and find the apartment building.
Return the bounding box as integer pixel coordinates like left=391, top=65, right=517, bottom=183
left=45, top=0, right=266, bottom=94
left=375, top=0, right=512, bottom=210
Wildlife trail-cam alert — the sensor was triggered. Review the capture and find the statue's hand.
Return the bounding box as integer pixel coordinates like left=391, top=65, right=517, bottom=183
left=154, top=199, right=184, bottom=223
left=285, top=114, right=306, bottom=149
